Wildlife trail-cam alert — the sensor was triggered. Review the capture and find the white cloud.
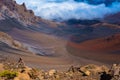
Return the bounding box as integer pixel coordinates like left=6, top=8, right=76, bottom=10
left=15, top=0, right=120, bottom=21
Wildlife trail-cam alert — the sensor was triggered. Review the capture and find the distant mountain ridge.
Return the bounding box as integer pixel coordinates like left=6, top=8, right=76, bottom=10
left=0, top=0, right=120, bottom=47
left=0, top=0, right=38, bottom=26
left=104, top=12, right=120, bottom=25
left=0, top=0, right=59, bottom=31
left=0, top=0, right=119, bottom=37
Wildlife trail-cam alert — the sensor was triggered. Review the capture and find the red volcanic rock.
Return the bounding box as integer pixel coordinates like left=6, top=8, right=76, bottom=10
left=67, top=33, right=120, bottom=63
left=68, top=33, right=120, bottom=52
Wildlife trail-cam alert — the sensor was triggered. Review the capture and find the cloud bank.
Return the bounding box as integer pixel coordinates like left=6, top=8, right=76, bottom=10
left=15, top=0, right=120, bottom=21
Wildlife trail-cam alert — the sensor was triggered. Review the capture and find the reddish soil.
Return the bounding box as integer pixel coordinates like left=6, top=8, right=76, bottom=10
left=67, top=33, right=120, bottom=64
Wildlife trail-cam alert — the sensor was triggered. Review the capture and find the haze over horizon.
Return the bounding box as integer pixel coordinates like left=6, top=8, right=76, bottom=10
left=15, top=0, right=120, bottom=21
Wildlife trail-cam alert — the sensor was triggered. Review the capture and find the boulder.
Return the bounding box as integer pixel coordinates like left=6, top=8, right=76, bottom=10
left=84, top=70, right=91, bottom=76
left=48, top=69, right=57, bottom=76
left=14, top=73, right=30, bottom=80
left=13, top=40, right=22, bottom=48
left=110, top=64, right=120, bottom=80
left=68, top=66, right=80, bottom=73
left=80, top=64, right=109, bottom=76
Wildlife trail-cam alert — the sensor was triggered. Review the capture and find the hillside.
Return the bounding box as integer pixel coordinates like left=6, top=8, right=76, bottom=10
left=67, top=33, right=120, bottom=64
left=104, top=12, right=120, bottom=25
left=0, top=0, right=119, bottom=74
left=0, top=0, right=59, bottom=32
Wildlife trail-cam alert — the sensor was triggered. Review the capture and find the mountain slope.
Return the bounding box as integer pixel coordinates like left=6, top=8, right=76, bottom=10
left=0, top=0, right=59, bottom=32
left=0, top=0, right=120, bottom=68
left=67, top=33, right=120, bottom=64
left=104, top=12, right=120, bottom=25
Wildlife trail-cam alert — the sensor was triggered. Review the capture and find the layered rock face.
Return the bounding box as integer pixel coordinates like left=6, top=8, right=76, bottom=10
left=0, top=0, right=58, bottom=32
left=0, top=0, right=39, bottom=26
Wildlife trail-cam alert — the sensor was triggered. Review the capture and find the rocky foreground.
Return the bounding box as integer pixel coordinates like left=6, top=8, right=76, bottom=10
left=0, top=58, right=119, bottom=80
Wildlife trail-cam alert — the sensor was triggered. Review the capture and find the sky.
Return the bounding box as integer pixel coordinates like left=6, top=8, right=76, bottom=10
left=15, top=0, right=120, bottom=21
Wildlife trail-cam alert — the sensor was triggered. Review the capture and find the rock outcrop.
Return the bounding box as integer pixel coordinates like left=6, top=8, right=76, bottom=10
left=0, top=0, right=58, bottom=28
left=0, top=60, right=120, bottom=80
left=110, top=64, right=120, bottom=80
left=0, top=0, right=38, bottom=26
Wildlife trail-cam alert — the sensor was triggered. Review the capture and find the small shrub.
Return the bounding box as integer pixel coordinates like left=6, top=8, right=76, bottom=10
left=0, top=70, right=18, bottom=79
